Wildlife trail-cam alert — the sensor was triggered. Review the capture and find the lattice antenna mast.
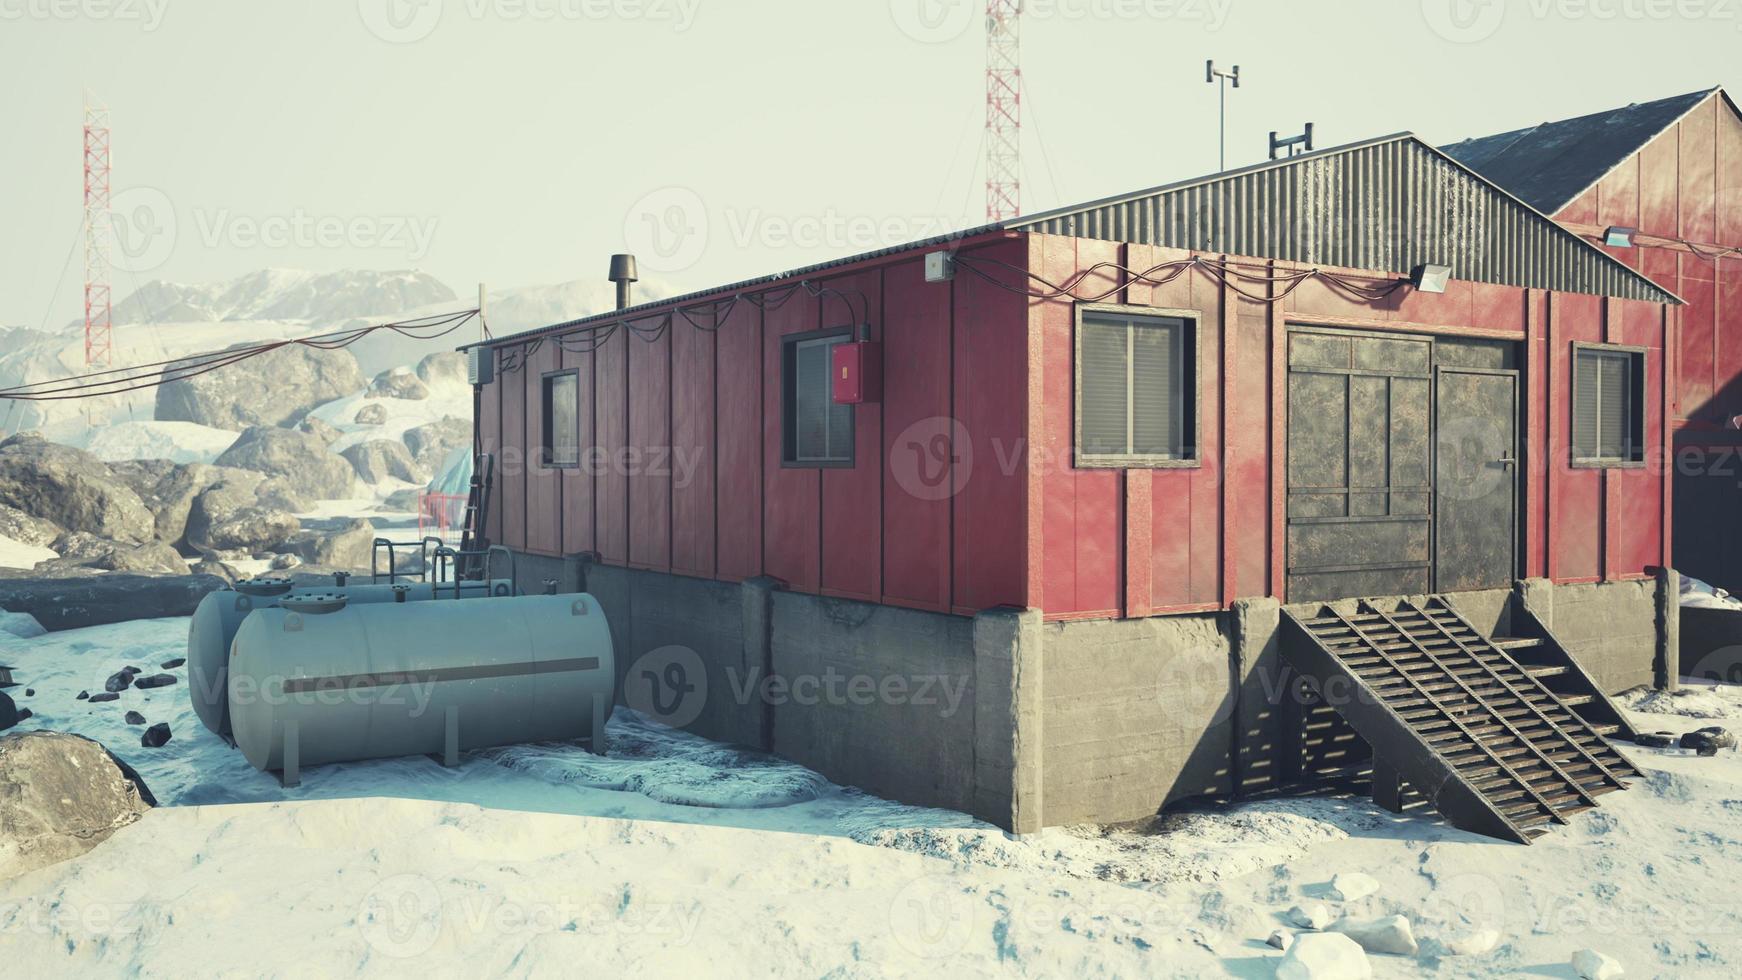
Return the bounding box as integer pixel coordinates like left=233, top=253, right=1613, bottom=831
left=83, top=95, right=113, bottom=368
left=985, top=0, right=1021, bottom=223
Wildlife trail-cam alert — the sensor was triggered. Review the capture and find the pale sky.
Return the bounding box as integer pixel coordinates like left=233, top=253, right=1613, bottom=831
left=2, top=0, right=1738, bottom=328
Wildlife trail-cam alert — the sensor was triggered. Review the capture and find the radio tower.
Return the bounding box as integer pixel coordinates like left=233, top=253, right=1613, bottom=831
left=985, top=0, right=1020, bottom=223
left=83, top=95, right=113, bottom=368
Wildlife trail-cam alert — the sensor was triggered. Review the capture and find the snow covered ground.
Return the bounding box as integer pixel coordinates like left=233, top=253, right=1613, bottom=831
left=3, top=619, right=1741, bottom=976
left=0, top=533, right=56, bottom=570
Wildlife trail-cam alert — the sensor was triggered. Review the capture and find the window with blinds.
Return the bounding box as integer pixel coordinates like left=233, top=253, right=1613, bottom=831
left=1572, top=346, right=1644, bottom=465
left=541, top=371, right=580, bottom=468
left=782, top=332, right=855, bottom=466
left=1076, top=308, right=1196, bottom=466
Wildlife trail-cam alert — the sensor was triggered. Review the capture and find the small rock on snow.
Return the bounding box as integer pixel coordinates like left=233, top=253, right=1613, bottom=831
left=88, top=692, right=119, bottom=703
left=1334, top=914, right=1418, bottom=956
left=1287, top=904, right=1335, bottom=930
left=141, top=723, right=172, bottom=748
left=1277, top=933, right=1371, bottom=980
left=124, top=711, right=146, bottom=726
left=103, top=671, right=133, bottom=693
left=76, top=690, right=89, bottom=701
left=1680, top=728, right=1735, bottom=756
left=1572, top=948, right=1624, bottom=980
left=1268, top=929, right=1294, bottom=951
left=23, top=688, right=34, bottom=697
left=1635, top=732, right=1677, bottom=748
left=1329, top=872, right=1379, bottom=902
left=133, top=673, right=177, bottom=690
left=121, top=666, right=141, bottom=675
left=161, top=658, right=186, bottom=670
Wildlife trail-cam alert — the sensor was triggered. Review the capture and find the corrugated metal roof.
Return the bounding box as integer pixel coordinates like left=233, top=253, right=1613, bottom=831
left=474, top=132, right=1678, bottom=349
left=1441, top=88, right=1722, bottom=215
left=1008, top=134, right=1678, bottom=305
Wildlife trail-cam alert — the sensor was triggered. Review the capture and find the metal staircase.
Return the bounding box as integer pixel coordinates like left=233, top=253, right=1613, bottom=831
left=1281, top=596, right=1641, bottom=844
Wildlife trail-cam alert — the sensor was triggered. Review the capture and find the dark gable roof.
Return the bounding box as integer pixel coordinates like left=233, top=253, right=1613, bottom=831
left=1442, top=88, right=1720, bottom=215
left=475, top=132, right=1679, bottom=349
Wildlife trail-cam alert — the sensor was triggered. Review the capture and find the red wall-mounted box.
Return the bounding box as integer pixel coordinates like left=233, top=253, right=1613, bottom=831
left=832, top=341, right=882, bottom=404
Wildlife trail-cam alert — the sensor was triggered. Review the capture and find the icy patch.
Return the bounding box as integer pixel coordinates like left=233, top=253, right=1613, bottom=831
left=0, top=532, right=56, bottom=569
left=76, top=420, right=240, bottom=464
left=481, top=711, right=831, bottom=810
left=1618, top=684, right=1742, bottom=721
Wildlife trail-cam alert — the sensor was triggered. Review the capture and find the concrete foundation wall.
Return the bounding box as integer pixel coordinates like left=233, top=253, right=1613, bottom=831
left=1517, top=578, right=1659, bottom=693
left=522, top=551, right=1675, bottom=833
left=1036, top=614, right=1234, bottom=827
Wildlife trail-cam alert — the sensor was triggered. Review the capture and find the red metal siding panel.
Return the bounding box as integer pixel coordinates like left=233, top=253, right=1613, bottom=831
left=820, top=269, right=883, bottom=602
left=595, top=326, right=629, bottom=564
left=1560, top=185, right=1599, bottom=228
left=880, top=259, right=953, bottom=612
left=715, top=301, right=763, bottom=583
left=1639, top=132, right=1681, bottom=240
left=670, top=305, right=716, bottom=578
left=1616, top=300, right=1666, bottom=576
left=1525, top=291, right=1549, bottom=579
left=762, top=293, right=821, bottom=592
left=1230, top=287, right=1273, bottom=599
left=1681, top=268, right=1718, bottom=419
left=1721, top=103, right=1742, bottom=247
left=560, top=342, right=595, bottom=556
left=627, top=323, right=671, bottom=571
left=1720, top=257, right=1742, bottom=421
left=1682, top=100, right=1719, bottom=246
left=1187, top=264, right=1224, bottom=607
left=525, top=340, right=563, bottom=556
left=1551, top=293, right=1603, bottom=582
left=1125, top=245, right=1196, bottom=610
left=499, top=346, right=529, bottom=552
left=1035, top=236, right=1121, bottom=619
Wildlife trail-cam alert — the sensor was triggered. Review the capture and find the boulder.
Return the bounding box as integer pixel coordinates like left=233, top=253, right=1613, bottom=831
left=186, top=476, right=300, bottom=554
left=155, top=343, right=365, bottom=429
left=1268, top=929, right=1294, bottom=951
left=369, top=367, right=430, bottom=401
left=415, top=350, right=467, bottom=387
left=297, top=416, right=342, bottom=446
left=190, top=558, right=242, bottom=584
left=1680, top=727, right=1735, bottom=756
left=129, top=463, right=261, bottom=548
left=274, top=518, right=376, bottom=571
left=342, top=440, right=423, bottom=485
left=1438, top=929, right=1499, bottom=956
left=140, top=723, right=172, bottom=748
left=0, top=435, right=155, bottom=543
left=382, top=487, right=423, bottom=512
left=1329, top=872, right=1380, bottom=902
left=0, top=573, right=227, bottom=631
left=0, top=731, right=156, bottom=880
left=254, top=476, right=311, bottom=513
left=1334, top=915, right=1417, bottom=956
left=214, top=426, right=355, bottom=501
left=1287, top=904, right=1335, bottom=930
left=34, top=533, right=188, bottom=576
left=270, top=552, right=302, bottom=570
left=355, top=403, right=388, bottom=426
left=1573, top=948, right=1624, bottom=980
left=403, top=416, right=471, bottom=472
left=0, top=501, right=63, bottom=548
left=1277, top=933, right=1371, bottom=980
left=105, top=458, right=179, bottom=501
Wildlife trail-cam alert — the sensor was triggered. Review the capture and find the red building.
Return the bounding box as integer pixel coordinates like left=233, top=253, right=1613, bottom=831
left=1448, top=87, right=1742, bottom=594
left=465, top=134, right=1682, bottom=835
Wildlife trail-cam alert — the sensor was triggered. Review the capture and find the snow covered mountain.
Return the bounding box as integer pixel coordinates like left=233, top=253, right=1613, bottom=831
left=108, top=269, right=457, bottom=326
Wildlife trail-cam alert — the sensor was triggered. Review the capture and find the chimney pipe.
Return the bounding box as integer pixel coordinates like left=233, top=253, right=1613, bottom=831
left=608, top=253, right=639, bottom=310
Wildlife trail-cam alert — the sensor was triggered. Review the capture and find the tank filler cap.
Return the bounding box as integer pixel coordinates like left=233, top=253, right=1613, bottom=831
left=279, top=592, right=350, bottom=615
left=236, top=577, right=296, bottom=598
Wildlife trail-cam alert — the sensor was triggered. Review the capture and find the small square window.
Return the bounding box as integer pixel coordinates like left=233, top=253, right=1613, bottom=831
left=782, top=331, right=855, bottom=467
left=1075, top=307, right=1199, bottom=467
left=1571, top=345, right=1645, bottom=466
left=541, top=371, right=580, bottom=468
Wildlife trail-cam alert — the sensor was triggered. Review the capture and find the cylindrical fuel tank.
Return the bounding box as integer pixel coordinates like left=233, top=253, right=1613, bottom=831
left=187, top=576, right=514, bottom=740
left=227, top=592, right=613, bottom=779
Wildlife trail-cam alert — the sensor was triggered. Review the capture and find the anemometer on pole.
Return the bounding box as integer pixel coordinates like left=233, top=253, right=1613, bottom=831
left=1205, top=61, right=1240, bottom=172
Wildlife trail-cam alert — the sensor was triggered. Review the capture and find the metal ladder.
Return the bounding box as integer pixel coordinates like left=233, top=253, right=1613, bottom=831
left=1282, top=596, right=1640, bottom=843
left=454, top=452, right=496, bottom=581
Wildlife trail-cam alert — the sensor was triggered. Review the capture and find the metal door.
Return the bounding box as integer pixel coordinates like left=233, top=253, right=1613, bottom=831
left=1434, top=368, right=1518, bottom=592
left=1285, top=329, right=1434, bottom=602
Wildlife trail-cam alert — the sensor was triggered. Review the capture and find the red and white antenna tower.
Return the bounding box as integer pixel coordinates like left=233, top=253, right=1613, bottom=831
left=83, top=95, right=113, bottom=368
left=985, top=0, right=1020, bottom=223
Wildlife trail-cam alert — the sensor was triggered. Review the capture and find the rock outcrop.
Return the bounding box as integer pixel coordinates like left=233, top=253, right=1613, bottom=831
left=214, top=426, right=355, bottom=501
left=154, top=344, right=365, bottom=429
left=341, top=440, right=422, bottom=485
left=0, top=731, right=156, bottom=880
left=0, top=434, right=155, bottom=544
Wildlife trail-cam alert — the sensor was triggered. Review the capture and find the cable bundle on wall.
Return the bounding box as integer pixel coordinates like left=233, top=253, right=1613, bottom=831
left=950, top=253, right=1410, bottom=305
